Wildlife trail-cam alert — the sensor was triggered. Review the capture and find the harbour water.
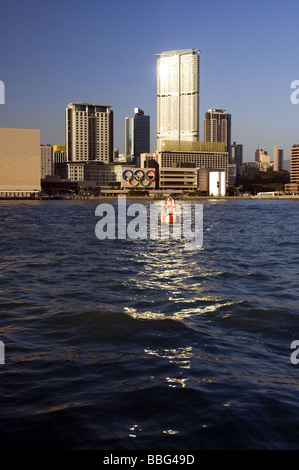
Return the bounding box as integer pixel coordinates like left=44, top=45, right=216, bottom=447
left=0, top=198, right=298, bottom=450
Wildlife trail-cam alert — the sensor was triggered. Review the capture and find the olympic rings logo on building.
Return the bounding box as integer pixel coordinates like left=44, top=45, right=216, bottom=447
left=122, top=169, right=156, bottom=187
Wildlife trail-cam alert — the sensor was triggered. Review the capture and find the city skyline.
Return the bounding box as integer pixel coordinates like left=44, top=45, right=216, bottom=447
left=0, top=0, right=299, bottom=162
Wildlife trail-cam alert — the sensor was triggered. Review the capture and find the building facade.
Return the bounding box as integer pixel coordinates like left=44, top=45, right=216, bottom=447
left=125, top=108, right=150, bottom=158
left=41, top=144, right=53, bottom=179
left=285, top=145, right=299, bottom=192
left=157, top=49, right=200, bottom=150
left=273, top=146, right=284, bottom=171
left=53, top=145, right=66, bottom=175
left=0, top=128, right=41, bottom=196
left=290, top=144, right=299, bottom=183
left=65, top=103, right=113, bottom=164
left=231, top=141, right=243, bottom=172
left=141, top=141, right=229, bottom=189
left=204, top=108, right=231, bottom=160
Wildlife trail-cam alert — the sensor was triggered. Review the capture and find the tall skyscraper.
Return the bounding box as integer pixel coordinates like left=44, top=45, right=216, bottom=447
left=65, top=103, right=113, bottom=163
left=273, top=146, right=284, bottom=171
left=157, top=49, right=200, bottom=150
left=204, top=108, right=231, bottom=160
left=290, top=144, right=299, bottom=183
left=125, top=108, right=150, bottom=157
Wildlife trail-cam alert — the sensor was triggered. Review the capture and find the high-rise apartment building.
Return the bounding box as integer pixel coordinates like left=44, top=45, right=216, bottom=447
left=125, top=108, right=150, bottom=157
left=41, top=144, right=53, bottom=178
left=290, top=144, right=299, bottom=183
left=65, top=103, right=113, bottom=163
left=157, top=49, right=200, bottom=150
left=273, top=146, right=284, bottom=171
left=204, top=108, right=231, bottom=160
left=285, top=144, right=299, bottom=192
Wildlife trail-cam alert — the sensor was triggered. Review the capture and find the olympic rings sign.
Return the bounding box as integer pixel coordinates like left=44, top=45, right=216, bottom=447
left=122, top=169, right=156, bottom=188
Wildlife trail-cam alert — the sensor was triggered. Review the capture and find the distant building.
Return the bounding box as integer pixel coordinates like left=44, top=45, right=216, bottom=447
left=65, top=102, right=113, bottom=164
left=113, top=148, right=119, bottom=161
left=157, top=49, right=200, bottom=150
left=285, top=144, right=299, bottom=192
left=204, top=108, right=231, bottom=161
left=273, top=146, right=284, bottom=171
left=228, top=163, right=237, bottom=186
left=290, top=145, right=299, bottom=183
left=53, top=145, right=66, bottom=175
left=41, top=144, right=53, bottom=178
left=0, top=128, right=40, bottom=196
left=255, top=148, right=273, bottom=171
left=240, top=162, right=259, bottom=175
left=125, top=108, right=150, bottom=158
left=255, top=148, right=267, bottom=162
left=231, top=141, right=243, bottom=172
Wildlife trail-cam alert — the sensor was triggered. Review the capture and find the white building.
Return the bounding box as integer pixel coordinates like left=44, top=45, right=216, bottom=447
left=157, top=49, right=200, bottom=150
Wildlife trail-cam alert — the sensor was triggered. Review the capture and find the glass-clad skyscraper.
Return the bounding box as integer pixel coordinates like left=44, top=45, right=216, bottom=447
left=157, top=49, right=200, bottom=151
left=125, top=108, right=150, bottom=157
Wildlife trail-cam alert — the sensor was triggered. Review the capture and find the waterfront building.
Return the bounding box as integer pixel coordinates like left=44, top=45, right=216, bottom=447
left=204, top=108, right=231, bottom=161
left=41, top=144, right=53, bottom=179
left=141, top=141, right=228, bottom=191
left=65, top=103, right=113, bottom=164
left=125, top=108, right=150, bottom=158
left=198, top=168, right=226, bottom=196
left=157, top=49, right=200, bottom=151
left=290, top=144, right=299, bottom=183
left=285, top=144, right=299, bottom=192
left=0, top=127, right=41, bottom=197
left=273, top=146, right=284, bottom=171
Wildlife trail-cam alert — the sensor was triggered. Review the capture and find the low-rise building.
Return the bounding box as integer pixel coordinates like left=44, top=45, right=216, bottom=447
left=0, top=127, right=41, bottom=197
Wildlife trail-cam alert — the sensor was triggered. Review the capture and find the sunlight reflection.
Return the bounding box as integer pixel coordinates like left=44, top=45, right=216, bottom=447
left=145, top=346, right=196, bottom=370
left=124, top=300, right=237, bottom=322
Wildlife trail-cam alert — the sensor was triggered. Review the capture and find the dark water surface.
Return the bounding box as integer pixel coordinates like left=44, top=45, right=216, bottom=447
left=0, top=198, right=298, bottom=450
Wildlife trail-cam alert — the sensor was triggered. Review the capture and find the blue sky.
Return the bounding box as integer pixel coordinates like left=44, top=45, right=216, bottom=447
left=0, top=0, right=299, bottom=162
